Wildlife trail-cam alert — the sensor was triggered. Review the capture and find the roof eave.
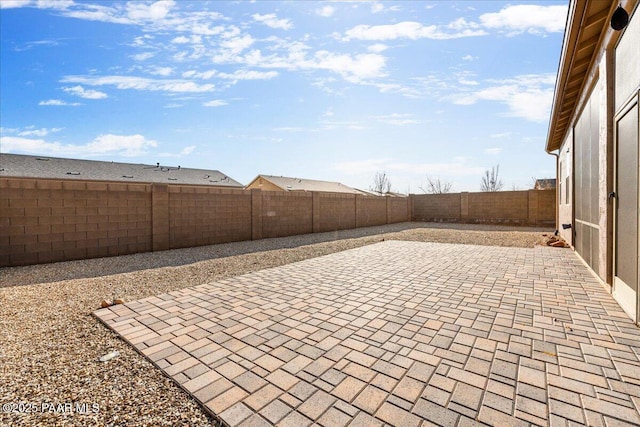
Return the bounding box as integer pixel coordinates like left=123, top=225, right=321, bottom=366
left=546, top=0, right=586, bottom=153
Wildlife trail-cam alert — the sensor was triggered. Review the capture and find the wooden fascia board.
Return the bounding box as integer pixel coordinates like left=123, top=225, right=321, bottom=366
left=546, top=0, right=587, bottom=153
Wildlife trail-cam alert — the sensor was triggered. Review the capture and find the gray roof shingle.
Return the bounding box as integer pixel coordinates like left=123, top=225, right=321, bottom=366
left=0, top=153, right=243, bottom=187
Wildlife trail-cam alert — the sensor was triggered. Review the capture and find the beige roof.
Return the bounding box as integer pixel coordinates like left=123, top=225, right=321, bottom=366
left=546, top=0, right=627, bottom=152
left=250, top=175, right=364, bottom=194
left=355, top=189, right=407, bottom=197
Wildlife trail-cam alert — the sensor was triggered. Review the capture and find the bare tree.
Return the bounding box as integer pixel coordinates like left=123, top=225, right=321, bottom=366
left=370, top=171, right=391, bottom=195
left=480, top=164, right=504, bottom=192
left=419, top=175, right=453, bottom=194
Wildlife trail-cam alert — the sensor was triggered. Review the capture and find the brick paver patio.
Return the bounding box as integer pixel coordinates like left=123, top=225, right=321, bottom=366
left=94, top=241, right=640, bottom=426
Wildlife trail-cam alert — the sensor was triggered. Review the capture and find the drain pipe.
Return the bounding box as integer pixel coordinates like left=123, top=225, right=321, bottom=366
left=546, top=149, right=560, bottom=235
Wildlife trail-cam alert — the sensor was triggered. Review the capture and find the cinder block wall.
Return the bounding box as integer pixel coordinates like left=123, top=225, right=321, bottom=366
left=1, top=177, right=554, bottom=267
left=262, top=192, right=313, bottom=238
left=0, top=178, right=152, bottom=266
left=412, top=190, right=556, bottom=226
left=356, top=196, right=387, bottom=228
left=316, top=193, right=357, bottom=232
left=388, top=197, right=411, bottom=224
left=0, top=179, right=412, bottom=267
left=168, top=187, right=252, bottom=249
left=468, top=191, right=529, bottom=223
left=412, top=193, right=461, bottom=222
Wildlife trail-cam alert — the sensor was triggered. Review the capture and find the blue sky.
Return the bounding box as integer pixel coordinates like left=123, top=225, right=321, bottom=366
left=0, top=0, right=567, bottom=193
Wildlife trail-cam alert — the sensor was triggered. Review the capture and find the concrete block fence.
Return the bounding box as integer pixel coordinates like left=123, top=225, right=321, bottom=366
left=0, top=178, right=411, bottom=267
left=0, top=178, right=554, bottom=267
left=411, top=190, right=556, bottom=227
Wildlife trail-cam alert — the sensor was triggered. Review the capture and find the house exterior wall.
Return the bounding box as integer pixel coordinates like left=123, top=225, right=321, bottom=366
left=245, top=177, right=282, bottom=192
left=548, top=1, right=639, bottom=323
left=558, top=130, right=573, bottom=244
left=612, top=5, right=640, bottom=319
left=573, top=79, right=602, bottom=277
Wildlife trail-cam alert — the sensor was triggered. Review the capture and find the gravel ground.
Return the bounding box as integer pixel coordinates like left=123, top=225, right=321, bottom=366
left=0, top=222, right=552, bottom=427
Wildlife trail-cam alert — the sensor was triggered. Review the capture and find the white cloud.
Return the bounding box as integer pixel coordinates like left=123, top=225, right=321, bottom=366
left=61, top=75, right=216, bottom=93
left=16, top=127, right=63, bottom=137
left=0, top=0, right=73, bottom=9
left=490, top=132, right=512, bottom=139
left=309, top=51, right=386, bottom=83
left=63, top=85, right=108, bottom=99
left=158, top=144, right=197, bottom=157
left=131, top=35, right=153, bottom=47
left=373, top=113, right=419, bottom=126
left=459, top=78, right=478, bottom=86
left=171, top=35, right=190, bottom=44
left=320, top=120, right=366, bottom=131
left=58, top=1, right=225, bottom=34
left=203, top=100, right=227, bottom=107
left=132, top=52, right=154, bottom=61
left=205, top=35, right=384, bottom=84
left=252, top=13, right=293, bottom=30
left=462, top=55, right=476, bottom=61
left=371, top=3, right=384, bottom=14
left=333, top=158, right=392, bottom=175
left=343, top=21, right=487, bottom=41
left=182, top=69, right=277, bottom=83
left=0, top=0, right=32, bottom=8
left=218, top=70, right=278, bottom=81
left=479, top=5, right=568, bottom=35
left=126, top=0, right=175, bottom=21
left=180, top=145, right=195, bottom=155
left=213, top=34, right=255, bottom=62
left=343, top=5, right=565, bottom=43
left=387, top=158, right=485, bottom=176
left=367, top=43, right=388, bottom=53
left=182, top=69, right=217, bottom=79
left=61, top=4, right=133, bottom=24
left=448, top=17, right=481, bottom=31
left=316, top=5, right=334, bottom=17
left=38, top=99, right=81, bottom=106
left=334, top=157, right=484, bottom=176
left=0, top=134, right=157, bottom=157
left=149, top=67, right=173, bottom=76
left=485, top=147, right=502, bottom=155
left=370, top=3, right=401, bottom=14
left=452, top=74, right=556, bottom=122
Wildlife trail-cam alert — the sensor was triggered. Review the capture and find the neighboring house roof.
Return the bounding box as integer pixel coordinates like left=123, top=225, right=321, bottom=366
left=355, top=189, right=407, bottom=197
left=247, top=174, right=364, bottom=194
left=534, top=179, right=557, bottom=190
left=385, top=191, right=407, bottom=197
left=355, top=188, right=381, bottom=196
left=546, top=0, right=622, bottom=152
left=0, top=153, right=244, bottom=187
